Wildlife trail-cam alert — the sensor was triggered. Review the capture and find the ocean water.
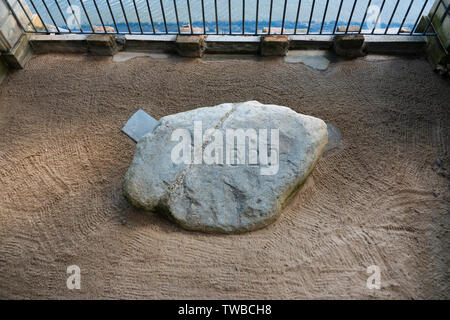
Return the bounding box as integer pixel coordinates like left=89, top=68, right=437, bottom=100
left=24, top=0, right=434, bottom=34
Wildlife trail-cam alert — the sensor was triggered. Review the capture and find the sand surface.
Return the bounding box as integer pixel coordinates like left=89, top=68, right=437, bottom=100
left=0, top=53, right=448, bottom=299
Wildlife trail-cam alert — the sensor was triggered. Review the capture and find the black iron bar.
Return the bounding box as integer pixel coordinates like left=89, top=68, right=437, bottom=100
left=4, top=0, right=26, bottom=31
left=255, top=0, right=260, bottom=35
left=54, top=0, right=70, bottom=32
left=371, top=0, right=386, bottom=34
left=132, top=0, right=143, bottom=34
left=105, top=0, right=119, bottom=34
left=307, top=0, right=316, bottom=34
left=345, top=0, right=357, bottom=34
left=145, top=0, right=155, bottom=34
left=119, top=0, right=131, bottom=33
left=281, top=0, right=287, bottom=34
left=320, top=0, right=330, bottom=34
left=41, top=0, right=60, bottom=33
left=411, top=0, right=429, bottom=34
left=384, top=0, right=400, bottom=34
left=145, top=0, right=156, bottom=34
left=201, top=0, right=206, bottom=34
left=268, top=0, right=273, bottom=34
left=93, top=0, right=107, bottom=33
left=15, top=0, right=38, bottom=32
left=243, top=0, right=245, bottom=34
left=332, top=0, right=343, bottom=34
left=359, top=0, right=373, bottom=34
left=294, top=0, right=302, bottom=34
left=67, top=0, right=83, bottom=32
left=187, top=0, right=193, bottom=34
left=215, top=0, right=218, bottom=34
left=397, top=0, right=414, bottom=34
left=12, top=0, right=441, bottom=37
left=228, top=0, right=232, bottom=34
left=159, top=0, right=168, bottom=34
left=79, top=0, right=94, bottom=33
left=29, top=0, right=49, bottom=33
left=173, top=0, right=180, bottom=34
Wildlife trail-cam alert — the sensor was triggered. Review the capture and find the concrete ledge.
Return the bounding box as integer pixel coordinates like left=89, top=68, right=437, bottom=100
left=289, top=35, right=334, bottom=49
left=125, top=34, right=176, bottom=52
left=27, top=34, right=429, bottom=56
left=364, top=35, right=427, bottom=55
left=206, top=35, right=260, bottom=54
left=29, top=34, right=88, bottom=54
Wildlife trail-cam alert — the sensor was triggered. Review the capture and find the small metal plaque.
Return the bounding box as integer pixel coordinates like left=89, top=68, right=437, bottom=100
left=122, top=109, right=159, bottom=142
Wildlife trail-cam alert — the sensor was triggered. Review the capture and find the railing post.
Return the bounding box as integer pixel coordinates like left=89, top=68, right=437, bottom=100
left=0, top=0, right=33, bottom=76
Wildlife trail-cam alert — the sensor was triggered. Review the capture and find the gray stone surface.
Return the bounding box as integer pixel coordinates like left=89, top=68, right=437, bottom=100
left=123, top=101, right=328, bottom=233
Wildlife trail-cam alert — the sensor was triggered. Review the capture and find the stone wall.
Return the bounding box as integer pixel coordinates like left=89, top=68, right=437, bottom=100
left=0, top=0, right=33, bottom=84
left=417, top=0, right=450, bottom=73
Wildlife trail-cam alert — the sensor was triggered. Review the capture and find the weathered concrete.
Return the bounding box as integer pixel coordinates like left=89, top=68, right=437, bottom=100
left=87, top=34, right=118, bottom=56
left=29, top=34, right=88, bottom=54
left=261, top=35, right=289, bottom=56
left=27, top=34, right=430, bottom=58
left=2, top=34, right=32, bottom=69
left=289, top=35, right=334, bottom=50
left=416, top=0, right=449, bottom=72
left=0, top=12, right=23, bottom=52
left=364, top=35, right=427, bottom=55
left=124, top=35, right=176, bottom=53
left=175, top=35, right=206, bottom=58
left=333, top=34, right=366, bottom=58
left=205, top=35, right=260, bottom=54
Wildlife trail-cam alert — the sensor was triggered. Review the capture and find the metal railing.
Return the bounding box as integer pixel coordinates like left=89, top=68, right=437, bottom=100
left=5, top=0, right=447, bottom=36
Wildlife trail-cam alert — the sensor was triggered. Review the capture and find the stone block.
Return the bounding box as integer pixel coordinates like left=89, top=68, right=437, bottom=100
left=86, top=34, right=118, bottom=56
left=333, top=34, right=366, bottom=58
left=261, top=35, right=289, bottom=56
left=175, top=35, right=205, bottom=58
left=0, top=14, right=23, bottom=52
left=2, top=34, right=32, bottom=69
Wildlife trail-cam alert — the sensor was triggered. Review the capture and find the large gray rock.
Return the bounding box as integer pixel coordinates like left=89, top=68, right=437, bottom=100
left=123, top=101, right=327, bottom=233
